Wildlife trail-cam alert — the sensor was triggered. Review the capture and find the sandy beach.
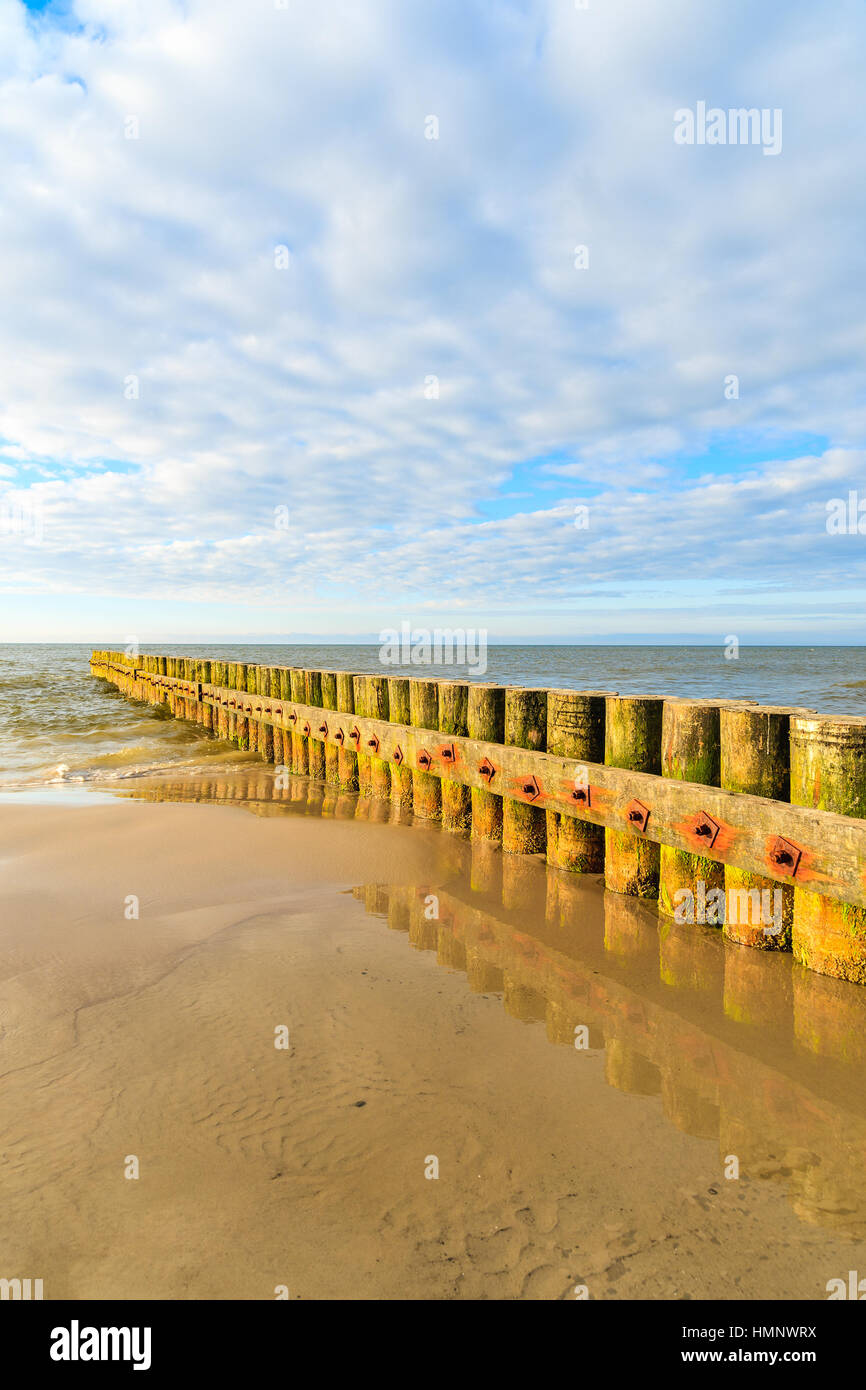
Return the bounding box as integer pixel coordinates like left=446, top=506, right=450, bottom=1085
left=2, top=782, right=866, bottom=1300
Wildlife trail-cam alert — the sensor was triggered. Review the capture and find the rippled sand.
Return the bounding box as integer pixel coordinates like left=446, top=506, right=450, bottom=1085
left=2, top=778, right=866, bottom=1300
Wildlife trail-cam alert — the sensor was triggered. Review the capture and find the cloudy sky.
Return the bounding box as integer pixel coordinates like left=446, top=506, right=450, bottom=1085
left=1, top=0, right=865, bottom=643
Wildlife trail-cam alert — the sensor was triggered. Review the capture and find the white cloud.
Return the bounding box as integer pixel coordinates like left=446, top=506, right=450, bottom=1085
left=1, top=0, right=865, bottom=636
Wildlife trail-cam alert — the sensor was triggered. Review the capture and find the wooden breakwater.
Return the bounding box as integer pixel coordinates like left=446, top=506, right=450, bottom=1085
left=89, top=650, right=866, bottom=987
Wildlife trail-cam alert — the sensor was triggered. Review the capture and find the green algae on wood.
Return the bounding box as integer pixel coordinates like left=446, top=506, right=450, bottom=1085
left=306, top=670, right=326, bottom=782
left=409, top=678, right=441, bottom=820
left=387, top=676, right=414, bottom=811
left=719, top=704, right=806, bottom=951
left=364, top=674, right=391, bottom=800
left=604, top=695, right=662, bottom=897
left=658, top=699, right=724, bottom=920
left=503, top=688, right=547, bottom=855
left=438, top=680, right=472, bottom=836
left=546, top=688, right=610, bottom=873
left=790, top=715, right=866, bottom=984
left=336, top=671, right=358, bottom=792
left=468, top=684, right=505, bottom=844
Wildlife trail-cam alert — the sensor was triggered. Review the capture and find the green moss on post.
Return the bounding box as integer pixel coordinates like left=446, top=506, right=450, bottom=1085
left=257, top=667, right=274, bottom=763
left=438, top=680, right=472, bottom=835
left=720, top=705, right=802, bottom=950
left=503, top=689, right=547, bottom=855
left=290, top=669, right=308, bottom=775
left=546, top=689, right=610, bottom=872
left=321, top=672, right=339, bottom=785
left=790, top=715, right=866, bottom=984
left=365, top=675, right=391, bottom=800
left=658, top=699, right=724, bottom=918
left=352, top=675, right=371, bottom=796
left=306, top=670, right=326, bottom=782
left=387, top=677, right=413, bottom=811
left=409, top=678, right=441, bottom=820
left=468, top=684, right=505, bottom=843
left=604, top=695, right=663, bottom=897
left=336, top=671, right=358, bottom=792
left=234, top=663, right=249, bottom=749
left=245, top=662, right=258, bottom=753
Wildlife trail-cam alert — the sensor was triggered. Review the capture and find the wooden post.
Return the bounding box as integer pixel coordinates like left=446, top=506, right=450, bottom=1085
left=720, top=705, right=803, bottom=950
left=353, top=675, right=371, bottom=796
left=245, top=662, right=258, bottom=754
left=321, top=672, right=340, bottom=786
left=200, top=660, right=213, bottom=732
left=233, top=663, right=249, bottom=749
left=658, top=699, right=724, bottom=919
left=409, top=678, right=441, bottom=820
left=546, top=689, right=610, bottom=872
left=387, top=677, right=414, bottom=811
left=790, top=715, right=866, bottom=984
left=336, top=671, right=358, bottom=792
left=468, top=684, right=505, bottom=843
left=438, top=680, right=471, bottom=835
left=258, top=666, right=274, bottom=762
left=503, top=688, right=547, bottom=854
left=604, top=695, right=663, bottom=897
left=306, top=670, right=326, bottom=782
left=290, top=668, right=308, bottom=775
left=365, top=675, right=391, bottom=799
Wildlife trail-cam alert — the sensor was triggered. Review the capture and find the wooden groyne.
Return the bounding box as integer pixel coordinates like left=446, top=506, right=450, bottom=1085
left=89, top=651, right=866, bottom=987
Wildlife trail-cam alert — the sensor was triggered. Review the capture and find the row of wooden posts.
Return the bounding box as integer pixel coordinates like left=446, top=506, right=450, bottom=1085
left=89, top=650, right=866, bottom=988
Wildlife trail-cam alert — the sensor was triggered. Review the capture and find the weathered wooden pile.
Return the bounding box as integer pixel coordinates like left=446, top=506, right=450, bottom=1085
left=89, top=651, right=866, bottom=986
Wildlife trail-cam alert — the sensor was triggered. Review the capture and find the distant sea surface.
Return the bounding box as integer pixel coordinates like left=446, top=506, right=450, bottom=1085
left=1, top=644, right=864, bottom=790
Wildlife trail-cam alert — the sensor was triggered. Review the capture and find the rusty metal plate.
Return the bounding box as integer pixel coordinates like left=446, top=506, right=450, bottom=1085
left=303, top=722, right=311, bottom=736
left=520, top=775, right=542, bottom=802
left=417, top=749, right=432, bottom=770
left=334, top=729, right=345, bottom=745
left=691, top=812, right=721, bottom=849
left=440, top=743, right=456, bottom=764
left=767, top=834, right=802, bottom=878
left=318, top=722, right=328, bottom=736
left=625, top=798, right=650, bottom=833
left=392, top=745, right=404, bottom=765
left=350, top=726, right=361, bottom=745
left=478, top=757, right=496, bottom=783
left=367, top=734, right=380, bottom=754
left=571, top=785, right=591, bottom=808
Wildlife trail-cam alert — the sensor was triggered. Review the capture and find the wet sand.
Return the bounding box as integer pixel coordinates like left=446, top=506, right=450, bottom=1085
left=2, top=779, right=866, bottom=1300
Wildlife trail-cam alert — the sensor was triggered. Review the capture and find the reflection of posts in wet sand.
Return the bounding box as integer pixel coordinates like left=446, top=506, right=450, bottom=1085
left=387, top=885, right=412, bottom=932
left=604, top=1040, right=661, bottom=1096
left=723, top=944, right=793, bottom=1031
left=661, top=1071, right=720, bottom=1139
left=469, top=838, right=502, bottom=899
left=408, top=887, right=440, bottom=952
left=503, top=974, right=547, bottom=1024
left=501, top=851, right=545, bottom=914
left=601, top=890, right=660, bottom=968
left=351, top=867, right=866, bottom=1240
left=544, top=872, right=606, bottom=959
left=792, top=964, right=866, bottom=1066
left=544, top=999, right=604, bottom=1049
left=658, top=916, right=725, bottom=996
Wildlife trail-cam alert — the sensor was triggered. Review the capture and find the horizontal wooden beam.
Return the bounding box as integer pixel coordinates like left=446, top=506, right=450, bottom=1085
left=109, top=666, right=866, bottom=911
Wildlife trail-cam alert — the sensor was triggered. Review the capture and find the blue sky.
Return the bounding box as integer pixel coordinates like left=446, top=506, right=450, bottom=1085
left=1, top=0, right=865, bottom=643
